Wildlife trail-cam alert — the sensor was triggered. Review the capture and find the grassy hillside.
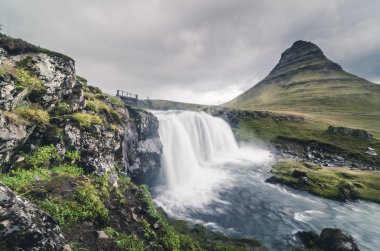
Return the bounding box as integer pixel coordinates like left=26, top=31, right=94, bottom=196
left=225, top=41, right=380, bottom=138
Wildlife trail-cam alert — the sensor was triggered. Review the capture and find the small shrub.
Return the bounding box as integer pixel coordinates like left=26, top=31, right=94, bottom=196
left=25, top=145, right=60, bottom=168
left=0, top=66, right=6, bottom=77
left=65, top=150, right=81, bottom=161
left=116, top=234, right=146, bottom=251
left=39, top=180, right=109, bottom=227
left=160, top=221, right=181, bottom=251
left=85, top=101, right=97, bottom=112
left=108, top=95, right=125, bottom=108
left=55, top=102, right=71, bottom=115
left=76, top=75, right=88, bottom=85
left=15, top=68, right=42, bottom=89
left=70, top=113, right=103, bottom=128
left=14, top=106, right=50, bottom=124
left=16, top=55, right=33, bottom=69
left=0, top=164, right=83, bottom=193
left=138, top=185, right=159, bottom=219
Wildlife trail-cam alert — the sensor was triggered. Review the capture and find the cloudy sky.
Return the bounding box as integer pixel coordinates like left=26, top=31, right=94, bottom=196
left=0, top=0, right=379, bottom=104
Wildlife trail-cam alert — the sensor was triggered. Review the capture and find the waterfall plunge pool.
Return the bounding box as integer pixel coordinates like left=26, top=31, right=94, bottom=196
left=150, top=110, right=380, bottom=251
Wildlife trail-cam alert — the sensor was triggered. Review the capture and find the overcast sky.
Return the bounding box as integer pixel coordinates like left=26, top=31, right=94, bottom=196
left=0, top=0, right=379, bottom=104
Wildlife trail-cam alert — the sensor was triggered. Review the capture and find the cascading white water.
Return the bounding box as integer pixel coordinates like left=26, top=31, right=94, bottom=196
left=155, top=110, right=238, bottom=189
left=153, top=110, right=271, bottom=216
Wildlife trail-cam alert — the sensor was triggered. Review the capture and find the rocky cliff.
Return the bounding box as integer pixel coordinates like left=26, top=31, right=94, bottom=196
left=0, top=34, right=165, bottom=250
left=0, top=34, right=265, bottom=251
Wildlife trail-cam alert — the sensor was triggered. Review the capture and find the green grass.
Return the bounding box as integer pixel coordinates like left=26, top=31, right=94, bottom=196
left=70, top=112, right=103, bottom=128
left=14, top=106, right=50, bottom=124
left=234, top=116, right=380, bottom=167
left=138, top=99, right=209, bottom=111
left=270, top=160, right=380, bottom=203
left=54, top=102, right=71, bottom=115
left=40, top=179, right=109, bottom=226
left=0, top=65, right=6, bottom=77
left=0, top=164, right=83, bottom=194
left=14, top=68, right=43, bottom=89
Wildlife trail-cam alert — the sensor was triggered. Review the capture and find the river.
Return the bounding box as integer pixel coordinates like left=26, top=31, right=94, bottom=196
left=151, top=110, right=380, bottom=250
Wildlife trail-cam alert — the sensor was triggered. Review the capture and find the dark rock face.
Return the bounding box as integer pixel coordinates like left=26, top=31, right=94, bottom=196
left=0, top=112, right=29, bottom=168
left=318, top=228, right=360, bottom=251
left=123, top=109, right=163, bottom=182
left=296, top=228, right=360, bottom=251
left=64, top=123, right=125, bottom=176
left=0, top=183, right=69, bottom=251
left=268, top=40, right=342, bottom=79
left=327, top=126, right=372, bottom=141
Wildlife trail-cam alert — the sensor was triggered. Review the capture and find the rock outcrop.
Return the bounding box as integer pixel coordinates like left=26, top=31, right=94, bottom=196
left=296, top=228, right=360, bottom=251
left=64, top=123, right=125, bottom=176
left=0, top=112, right=28, bottom=167
left=0, top=183, right=68, bottom=251
left=123, top=109, right=163, bottom=182
left=207, top=107, right=304, bottom=128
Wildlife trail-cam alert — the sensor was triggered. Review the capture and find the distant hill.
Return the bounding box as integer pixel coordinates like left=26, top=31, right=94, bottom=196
left=225, top=40, right=380, bottom=136
left=136, top=99, right=209, bottom=111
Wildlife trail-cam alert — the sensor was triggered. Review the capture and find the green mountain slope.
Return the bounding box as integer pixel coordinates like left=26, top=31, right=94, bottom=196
left=226, top=40, right=380, bottom=112
left=225, top=40, right=380, bottom=136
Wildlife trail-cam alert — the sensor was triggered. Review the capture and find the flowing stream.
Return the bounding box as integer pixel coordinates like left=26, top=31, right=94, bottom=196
left=152, top=110, right=380, bottom=250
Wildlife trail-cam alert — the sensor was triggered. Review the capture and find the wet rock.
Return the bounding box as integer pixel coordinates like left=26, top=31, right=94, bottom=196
left=297, top=228, right=360, bottom=251
left=318, top=228, right=360, bottom=251
left=265, top=176, right=280, bottom=184
left=296, top=231, right=319, bottom=248
left=0, top=183, right=68, bottom=250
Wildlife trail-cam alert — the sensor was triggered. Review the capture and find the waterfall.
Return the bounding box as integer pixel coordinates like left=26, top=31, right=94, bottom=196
left=155, top=110, right=238, bottom=189
left=153, top=110, right=271, bottom=216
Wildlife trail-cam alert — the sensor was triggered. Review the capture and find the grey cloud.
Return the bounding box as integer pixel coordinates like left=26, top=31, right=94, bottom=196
left=0, top=0, right=379, bottom=103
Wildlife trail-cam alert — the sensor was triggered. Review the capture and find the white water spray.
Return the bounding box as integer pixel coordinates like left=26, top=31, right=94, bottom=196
left=153, top=110, right=271, bottom=216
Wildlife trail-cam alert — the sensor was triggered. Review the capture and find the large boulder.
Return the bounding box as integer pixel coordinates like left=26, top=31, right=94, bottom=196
left=0, top=183, right=69, bottom=250
left=318, top=228, right=360, bottom=251
left=296, top=228, right=360, bottom=251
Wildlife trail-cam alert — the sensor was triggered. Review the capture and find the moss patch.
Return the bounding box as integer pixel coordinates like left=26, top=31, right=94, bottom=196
left=14, top=106, right=50, bottom=124
left=70, top=112, right=103, bottom=128
left=269, top=160, right=380, bottom=203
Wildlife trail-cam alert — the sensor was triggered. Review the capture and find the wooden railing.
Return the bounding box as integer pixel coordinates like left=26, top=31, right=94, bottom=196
left=116, top=90, right=138, bottom=100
